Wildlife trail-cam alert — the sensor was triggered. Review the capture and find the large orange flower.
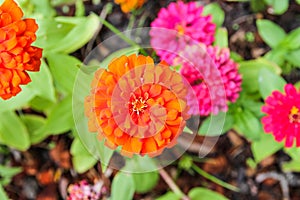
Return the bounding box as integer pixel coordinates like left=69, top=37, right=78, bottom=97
left=84, top=54, right=190, bottom=157
left=114, top=0, right=146, bottom=13
left=0, top=0, right=42, bottom=100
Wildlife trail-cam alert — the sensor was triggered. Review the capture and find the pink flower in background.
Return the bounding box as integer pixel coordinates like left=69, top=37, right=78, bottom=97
left=176, top=44, right=242, bottom=116
left=67, top=180, right=102, bottom=200
left=262, top=84, right=300, bottom=147
left=150, top=1, right=216, bottom=65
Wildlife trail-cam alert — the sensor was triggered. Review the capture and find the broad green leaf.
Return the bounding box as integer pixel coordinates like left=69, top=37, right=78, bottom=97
left=250, top=0, right=266, bottom=12
left=122, top=156, right=158, bottom=173
left=132, top=171, right=159, bottom=193
left=70, top=138, right=97, bottom=173
left=21, top=115, right=47, bottom=144
left=37, top=96, right=74, bottom=135
left=203, top=3, right=225, bottom=27
left=264, top=0, right=289, bottom=15
left=156, top=192, right=181, bottom=200
left=256, top=19, right=286, bottom=48
left=286, top=49, right=300, bottom=67
left=199, top=112, right=233, bottom=136
left=47, top=14, right=99, bottom=54
left=72, top=67, right=113, bottom=172
left=27, top=60, right=56, bottom=102
left=0, top=185, right=9, bottom=200
left=0, top=111, right=30, bottom=151
left=281, top=27, right=300, bottom=50
left=297, top=0, right=300, bottom=4
left=241, top=99, right=264, bottom=118
left=283, top=148, right=300, bottom=172
left=0, top=165, right=22, bottom=186
left=47, top=53, right=80, bottom=94
left=251, top=132, right=283, bottom=164
left=233, top=109, right=261, bottom=141
left=0, top=86, right=35, bottom=113
left=264, top=49, right=287, bottom=66
left=36, top=14, right=99, bottom=54
left=29, top=97, right=55, bottom=113
left=258, top=68, right=286, bottom=99
left=214, top=28, right=228, bottom=48
left=230, top=52, right=243, bottom=62
left=188, top=188, right=228, bottom=200
left=282, top=160, right=300, bottom=172
left=111, top=172, right=135, bottom=200
left=238, top=58, right=281, bottom=93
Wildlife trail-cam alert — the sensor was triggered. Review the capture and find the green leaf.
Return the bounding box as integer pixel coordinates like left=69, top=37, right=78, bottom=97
left=156, top=192, right=181, bottom=200
left=233, top=109, right=261, bottom=141
left=37, top=96, right=74, bottom=135
left=199, top=112, right=233, bottom=136
left=0, top=185, right=9, bottom=200
left=251, top=132, right=283, bottom=164
left=122, top=156, right=158, bottom=173
left=238, top=58, right=282, bottom=93
left=241, top=99, right=264, bottom=118
left=70, top=137, right=97, bottom=173
left=36, top=14, right=99, bottom=54
left=214, top=28, right=228, bottom=48
left=282, top=148, right=300, bottom=172
left=264, top=49, right=287, bottom=66
left=0, top=165, right=22, bottom=186
left=286, top=49, right=300, bottom=67
left=29, top=97, right=55, bottom=113
left=258, top=68, right=286, bottom=99
left=188, top=188, right=228, bottom=200
left=250, top=0, right=266, bottom=12
left=256, top=19, right=286, bottom=48
left=111, top=172, right=135, bottom=200
left=21, top=115, right=47, bottom=144
left=264, top=0, right=289, bottom=15
left=0, top=111, right=30, bottom=151
left=281, top=27, right=300, bottom=50
left=203, top=3, right=225, bottom=27
left=27, top=60, right=56, bottom=102
left=0, top=86, right=35, bottom=113
left=132, top=171, right=159, bottom=193
left=297, top=0, right=300, bottom=4
left=47, top=53, right=80, bottom=94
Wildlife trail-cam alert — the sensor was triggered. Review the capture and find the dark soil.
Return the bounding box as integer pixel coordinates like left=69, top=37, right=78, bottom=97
left=3, top=0, right=300, bottom=200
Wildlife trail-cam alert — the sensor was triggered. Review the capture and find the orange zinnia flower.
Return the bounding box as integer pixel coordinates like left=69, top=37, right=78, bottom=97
left=84, top=54, right=190, bottom=157
left=114, top=0, right=146, bottom=13
left=0, top=0, right=42, bottom=100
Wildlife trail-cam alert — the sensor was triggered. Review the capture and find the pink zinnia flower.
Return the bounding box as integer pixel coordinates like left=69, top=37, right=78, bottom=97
left=262, top=84, right=300, bottom=147
left=67, top=180, right=102, bottom=200
left=176, top=44, right=242, bottom=116
left=150, top=1, right=216, bottom=65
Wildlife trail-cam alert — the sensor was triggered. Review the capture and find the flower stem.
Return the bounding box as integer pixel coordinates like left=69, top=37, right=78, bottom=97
left=158, top=168, right=190, bottom=200
left=192, top=164, right=240, bottom=192
left=98, top=8, right=147, bottom=55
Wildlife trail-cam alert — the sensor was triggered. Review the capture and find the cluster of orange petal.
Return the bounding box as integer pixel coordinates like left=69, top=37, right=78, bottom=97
left=85, top=54, right=190, bottom=157
left=0, top=0, right=42, bottom=100
left=114, top=0, right=146, bottom=13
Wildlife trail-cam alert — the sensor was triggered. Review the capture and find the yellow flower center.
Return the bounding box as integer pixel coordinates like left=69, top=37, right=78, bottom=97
left=176, top=24, right=185, bottom=36
left=289, top=106, right=300, bottom=123
left=131, top=97, right=148, bottom=115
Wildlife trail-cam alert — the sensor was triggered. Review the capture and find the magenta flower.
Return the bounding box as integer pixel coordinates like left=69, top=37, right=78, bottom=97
left=262, top=84, right=300, bottom=147
left=67, top=180, right=101, bottom=200
left=150, top=1, right=216, bottom=65
left=176, top=44, right=242, bottom=116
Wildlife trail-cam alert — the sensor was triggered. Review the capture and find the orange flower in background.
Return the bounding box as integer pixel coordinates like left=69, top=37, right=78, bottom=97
left=0, top=0, right=42, bottom=100
left=84, top=54, right=190, bottom=157
left=114, top=0, right=146, bottom=13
